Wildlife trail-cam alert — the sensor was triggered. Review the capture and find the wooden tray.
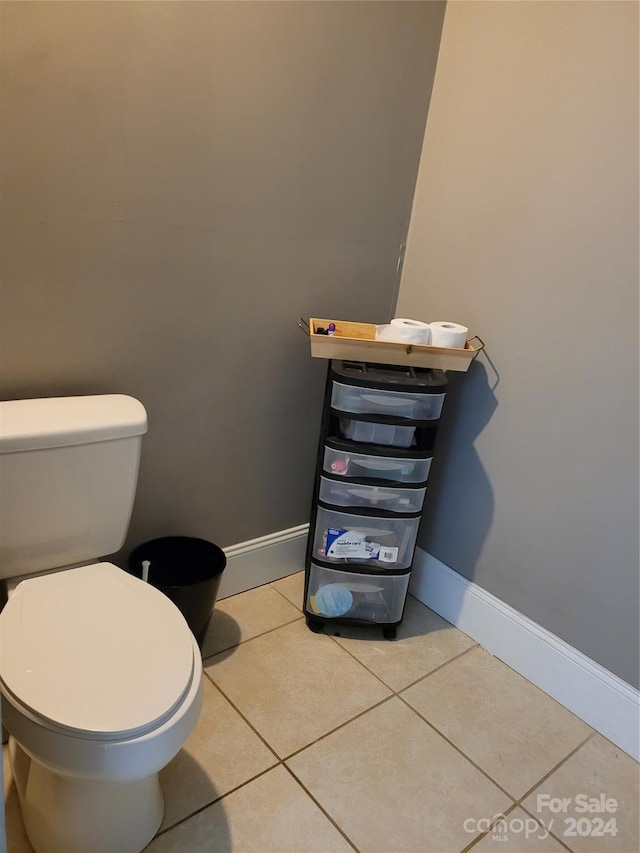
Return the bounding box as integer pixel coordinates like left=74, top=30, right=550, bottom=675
left=299, top=318, right=483, bottom=372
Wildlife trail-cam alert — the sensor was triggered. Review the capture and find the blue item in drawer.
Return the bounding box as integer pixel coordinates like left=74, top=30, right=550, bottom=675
left=315, top=584, right=354, bottom=617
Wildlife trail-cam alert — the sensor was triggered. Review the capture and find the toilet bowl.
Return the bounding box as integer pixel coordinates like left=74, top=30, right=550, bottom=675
left=0, top=562, right=203, bottom=853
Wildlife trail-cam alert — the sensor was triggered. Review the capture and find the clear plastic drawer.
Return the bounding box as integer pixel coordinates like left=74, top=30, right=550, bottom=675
left=306, top=563, right=410, bottom=623
left=331, top=382, right=445, bottom=421
left=318, top=476, right=426, bottom=513
left=323, top=445, right=432, bottom=484
left=339, top=418, right=415, bottom=448
left=312, top=505, right=420, bottom=569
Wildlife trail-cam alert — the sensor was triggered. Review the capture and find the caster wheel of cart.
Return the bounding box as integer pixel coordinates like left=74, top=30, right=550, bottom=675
left=383, top=627, right=397, bottom=641
left=306, top=619, right=325, bottom=634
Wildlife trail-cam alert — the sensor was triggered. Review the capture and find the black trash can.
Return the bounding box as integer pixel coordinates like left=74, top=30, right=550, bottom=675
left=128, top=536, right=226, bottom=649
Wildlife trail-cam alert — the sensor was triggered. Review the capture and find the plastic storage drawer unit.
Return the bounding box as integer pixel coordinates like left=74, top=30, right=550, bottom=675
left=318, top=475, right=426, bottom=513
left=312, top=504, right=420, bottom=570
left=323, top=444, right=433, bottom=484
left=331, top=381, right=445, bottom=421
left=305, top=359, right=450, bottom=639
left=306, top=563, right=410, bottom=624
left=339, top=418, right=415, bottom=448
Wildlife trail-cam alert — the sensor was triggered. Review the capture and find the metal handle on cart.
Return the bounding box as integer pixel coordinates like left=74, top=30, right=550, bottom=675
left=466, top=335, right=485, bottom=358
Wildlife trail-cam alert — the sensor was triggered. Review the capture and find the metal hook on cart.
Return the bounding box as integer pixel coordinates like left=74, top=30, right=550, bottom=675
left=298, top=317, right=310, bottom=335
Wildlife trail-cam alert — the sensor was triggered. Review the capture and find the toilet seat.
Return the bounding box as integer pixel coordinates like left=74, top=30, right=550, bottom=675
left=0, top=562, right=195, bottom=740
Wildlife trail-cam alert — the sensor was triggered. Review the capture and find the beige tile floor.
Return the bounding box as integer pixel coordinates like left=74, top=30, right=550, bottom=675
left=3, top=572, right=639, bottom=853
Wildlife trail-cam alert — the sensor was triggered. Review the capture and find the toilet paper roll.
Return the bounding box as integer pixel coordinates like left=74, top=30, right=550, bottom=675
left=391, top=318, right=433, bottom=344
left=429, top=321, right=468, bottom=348
left=375, top=318, right=432, bottom=345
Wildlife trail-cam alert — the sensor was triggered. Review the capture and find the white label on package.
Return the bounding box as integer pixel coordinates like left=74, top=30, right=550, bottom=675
left=378, top=546, right=399, bottom=563
left=325, top=529, right=399, bottom=563
left=326, top=528, right=369, bottom=558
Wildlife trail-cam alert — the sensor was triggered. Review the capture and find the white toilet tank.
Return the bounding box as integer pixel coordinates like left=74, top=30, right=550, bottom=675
left=0, top=395, right=148, bottom=579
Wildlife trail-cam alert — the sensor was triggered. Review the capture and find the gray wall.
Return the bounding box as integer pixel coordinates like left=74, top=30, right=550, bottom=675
left=0, top=2, right=445, bottom=554
left=397, top=1, right=639, bottom=686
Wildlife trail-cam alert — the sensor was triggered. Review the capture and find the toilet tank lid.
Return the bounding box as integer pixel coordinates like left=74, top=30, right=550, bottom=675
left=0, top=395, right=148, bottom=453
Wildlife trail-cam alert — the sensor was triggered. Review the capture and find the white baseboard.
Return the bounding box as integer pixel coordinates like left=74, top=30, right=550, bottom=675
left=409, top=547, right=640, bottom=761
left=218, top=524, right=309, bottom=600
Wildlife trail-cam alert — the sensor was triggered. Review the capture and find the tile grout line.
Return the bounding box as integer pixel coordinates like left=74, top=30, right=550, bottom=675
left=201, top=671, right=282, bottom=762
left=201, top=613, right=304, bottom=662
left=154, top=763, right=280, bottom=839
left=267, top=577, right=305, bottom=611
left=281, top=693, right=396, bottom=763
left=281, top=763, right=361, bottom=853
left=396, top=693, right=519, bottom=803
left=398, top=642, right=480, bottom=692
left=513, top=730, right=596, bottom=807
left=322, top=621, right=478, bottom=696
left=322, top=630, right=403, bottom=693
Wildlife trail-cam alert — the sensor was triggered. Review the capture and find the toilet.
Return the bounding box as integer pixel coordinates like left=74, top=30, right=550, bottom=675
left=0, top=395, right=203, bottom=853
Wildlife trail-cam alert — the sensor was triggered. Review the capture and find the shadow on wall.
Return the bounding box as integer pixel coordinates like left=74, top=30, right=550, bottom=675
left=417, top=357, right=498, bottom=587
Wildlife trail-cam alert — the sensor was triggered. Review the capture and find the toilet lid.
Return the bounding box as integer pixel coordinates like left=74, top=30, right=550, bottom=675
left=0, top=563, right=196, bottom=739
